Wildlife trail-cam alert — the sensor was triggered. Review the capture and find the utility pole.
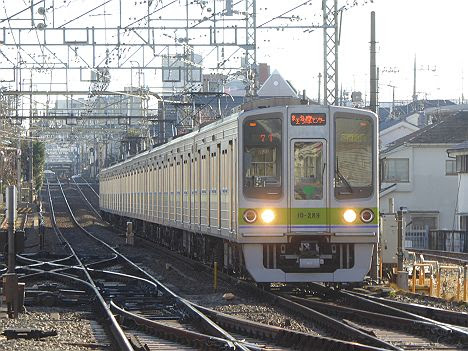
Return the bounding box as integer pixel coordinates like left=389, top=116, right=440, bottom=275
left=370, top=11, right=378, bottom=113
left=412, top=55, right=417, bottom=102
left=16, top=127, right=21, bottom=203
left=386, top=84, right=396, bottom=118
left=318, top=73, right=322, bottom=104
left=29, top=75, right=34, bottom=203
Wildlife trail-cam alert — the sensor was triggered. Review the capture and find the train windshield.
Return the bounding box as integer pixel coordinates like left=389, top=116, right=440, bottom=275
left=334, top=115, right=373, bottom=199
left=243, top=116, right=282, bottom=199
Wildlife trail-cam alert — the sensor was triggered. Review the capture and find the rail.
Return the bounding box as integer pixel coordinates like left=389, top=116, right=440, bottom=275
left=55, top=176, right=252, bottom=351
left=45, top=177, right=134, bottom=351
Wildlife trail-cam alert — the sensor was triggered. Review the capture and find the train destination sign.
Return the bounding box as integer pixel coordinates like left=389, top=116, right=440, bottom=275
left=290, top=113, right=326, bottom=126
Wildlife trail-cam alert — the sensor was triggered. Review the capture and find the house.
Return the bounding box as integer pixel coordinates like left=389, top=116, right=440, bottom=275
left=379, top=118, right=419, bottom=150
left=257, top=69, right=298, bottom=98
left=446, top=141, right=468, bottom=231
left=380, top=110, right=468, bottom=233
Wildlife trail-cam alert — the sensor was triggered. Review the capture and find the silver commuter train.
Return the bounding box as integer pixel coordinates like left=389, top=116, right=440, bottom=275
left=99, top=98, right=379, bottom=283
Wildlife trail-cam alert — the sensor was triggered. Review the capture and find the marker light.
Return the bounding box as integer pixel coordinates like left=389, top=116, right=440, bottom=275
left=243, top=209, right=257, bottom=223
left=261, top=209, right=275, bottom=224
left=360, top=209, right=375, bottom=223
left=343, top=209, right=357, bottom=223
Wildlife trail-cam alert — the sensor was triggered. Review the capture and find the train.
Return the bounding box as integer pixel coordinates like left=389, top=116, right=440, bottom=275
left=99, top=98, right=379, bottom=283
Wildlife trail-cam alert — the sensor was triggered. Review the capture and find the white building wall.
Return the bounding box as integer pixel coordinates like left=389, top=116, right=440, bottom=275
left=380, top=125, right=417, bottom=150
left=380, top=145, right=458, bottom=230
left=458, top=173, right=468, bottom=214
left=379, top=121, right=419, bottom=150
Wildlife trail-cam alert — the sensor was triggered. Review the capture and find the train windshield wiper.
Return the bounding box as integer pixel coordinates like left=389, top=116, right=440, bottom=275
left=335, top=158, right=353, bottom=194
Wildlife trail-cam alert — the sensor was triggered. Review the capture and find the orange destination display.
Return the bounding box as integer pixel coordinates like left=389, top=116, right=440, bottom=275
left=290, top=113, right=326, bottom=126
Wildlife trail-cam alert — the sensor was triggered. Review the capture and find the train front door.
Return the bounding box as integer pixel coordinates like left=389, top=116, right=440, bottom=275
left=289, top=139, right=329, bottom=233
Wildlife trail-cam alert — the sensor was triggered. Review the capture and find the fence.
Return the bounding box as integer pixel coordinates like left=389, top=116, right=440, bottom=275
left=428, top=230, right=468, bottom=253
left=405, top=225, right=429, bottom=249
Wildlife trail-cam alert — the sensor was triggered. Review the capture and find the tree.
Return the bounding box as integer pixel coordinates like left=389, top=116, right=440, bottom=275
left=33, top=141, right=45, bottom=191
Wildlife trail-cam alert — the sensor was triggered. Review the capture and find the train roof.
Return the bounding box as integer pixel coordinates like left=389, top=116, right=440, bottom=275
left=101, top=110, right=240, bottom=174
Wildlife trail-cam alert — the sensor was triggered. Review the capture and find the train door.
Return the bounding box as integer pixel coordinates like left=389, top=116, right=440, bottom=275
left=289, top=139, right=329, bottom=233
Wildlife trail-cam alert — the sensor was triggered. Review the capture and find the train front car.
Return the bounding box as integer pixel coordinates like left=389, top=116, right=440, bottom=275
left=238, top=105, right=378, bottom=283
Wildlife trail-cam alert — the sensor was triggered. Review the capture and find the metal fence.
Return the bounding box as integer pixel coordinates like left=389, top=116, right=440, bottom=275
left=428, top=230, right=468, bottom=253
left=405, top=226, right=429, bottom=249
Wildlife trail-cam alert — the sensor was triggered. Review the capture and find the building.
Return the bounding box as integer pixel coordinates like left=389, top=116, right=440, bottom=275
left=257, top=69, right=298, bottom=98
left=380, top=110, right=468, bottom=233
left=447, top=141, right=468, bottom=231
left=379, top=118, right=419, bottom=150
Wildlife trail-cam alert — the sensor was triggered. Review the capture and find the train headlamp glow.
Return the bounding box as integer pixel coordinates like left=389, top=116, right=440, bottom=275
left=261, top=209, right=275, bottom=223
left=343, top=209, right=357, bottom=223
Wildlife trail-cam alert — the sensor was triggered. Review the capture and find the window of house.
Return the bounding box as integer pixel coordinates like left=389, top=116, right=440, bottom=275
left=445, top=160, right=457, bottom=175
left=411, top=215, right=438, bottom=230
left=456, top=155, right=468, bottom=173
left=382, top=158, right=409, bottom=182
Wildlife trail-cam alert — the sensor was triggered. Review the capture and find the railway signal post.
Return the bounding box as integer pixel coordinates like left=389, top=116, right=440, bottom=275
left=3, top=185, right=22, bottom=318
left=396, top=207, right=408, bottom=290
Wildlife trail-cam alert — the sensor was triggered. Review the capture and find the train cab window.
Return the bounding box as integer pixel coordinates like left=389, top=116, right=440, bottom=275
left=294, top=142, right=323, bottom=200
left=334, top=114, right=373, bottom=199
left=243, top=116, right=282, bottom=199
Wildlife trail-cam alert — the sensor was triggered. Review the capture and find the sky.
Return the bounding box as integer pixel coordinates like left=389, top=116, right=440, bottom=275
left=1, top=0, right=468, bottom=106
left=265, top=0, right=468, bottom=103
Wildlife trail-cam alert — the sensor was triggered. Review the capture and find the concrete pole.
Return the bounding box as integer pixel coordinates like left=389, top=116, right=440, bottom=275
left=397, top=209, right=405, bottom=271
left=318, top=73, right=322, bottom=105
left=396, top=208, right=409, bottom=290
left=29, top=76, right=34, bottom=203
left=16, top=131, right=21, bottom=203
left=370, top=11, right=377, bottom=113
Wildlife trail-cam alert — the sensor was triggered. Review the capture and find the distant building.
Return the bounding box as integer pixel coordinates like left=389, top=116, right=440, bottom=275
left=224, top=79, right=246, bottom=97
left=257, top=69, right=298, bottom=98
left=257, top=63, right=270, bottom=86
left=202, top=73, right=227, bottom=93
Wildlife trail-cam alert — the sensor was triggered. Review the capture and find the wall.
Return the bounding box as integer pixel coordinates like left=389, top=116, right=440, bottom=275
left=458, top=173, right=468, bottom=214
left=380, top=145, right=458, bottom=230
left=380, top=123, right=419, bottom=150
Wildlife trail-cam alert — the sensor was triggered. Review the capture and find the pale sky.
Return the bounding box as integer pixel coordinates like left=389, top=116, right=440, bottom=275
left=2, top=0, right=467, bottom=106
left=265, top=0, right=468, bottom=103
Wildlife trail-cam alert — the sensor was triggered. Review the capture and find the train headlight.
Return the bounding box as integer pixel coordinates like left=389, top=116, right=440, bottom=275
left=243, top=209, right=257, bottom=223
left=343, top=209, right=357, bottom=223
left=360, top=209, right=375, bottom=223
left=261, top=209, right=275, bottom=224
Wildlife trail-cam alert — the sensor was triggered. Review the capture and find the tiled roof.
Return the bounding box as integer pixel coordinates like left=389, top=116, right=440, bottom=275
left=447, top=140, right=468, bottom=154
left=378, top=99, right=455, bottom=119
left=382, top=110, right=468, bottom=153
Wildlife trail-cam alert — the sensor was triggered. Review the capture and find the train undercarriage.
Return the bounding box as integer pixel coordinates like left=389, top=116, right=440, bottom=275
left=101, top=211, right=373, bottom=283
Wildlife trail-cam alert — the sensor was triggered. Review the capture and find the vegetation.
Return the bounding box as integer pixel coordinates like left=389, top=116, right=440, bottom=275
left=18, top=140, right=46, bottom=192
left=33, top=141, right=45, bottom=191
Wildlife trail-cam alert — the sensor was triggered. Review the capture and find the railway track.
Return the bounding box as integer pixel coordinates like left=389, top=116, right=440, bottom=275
left=411, top=249, right=468, bottom=266
left=71, top=178, right=468, bottom=350
left=283, top=284, right=468, bottom=350
left=25, top=177, right=387, bottom=351
left=123, top=232, right=468, bottom=351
